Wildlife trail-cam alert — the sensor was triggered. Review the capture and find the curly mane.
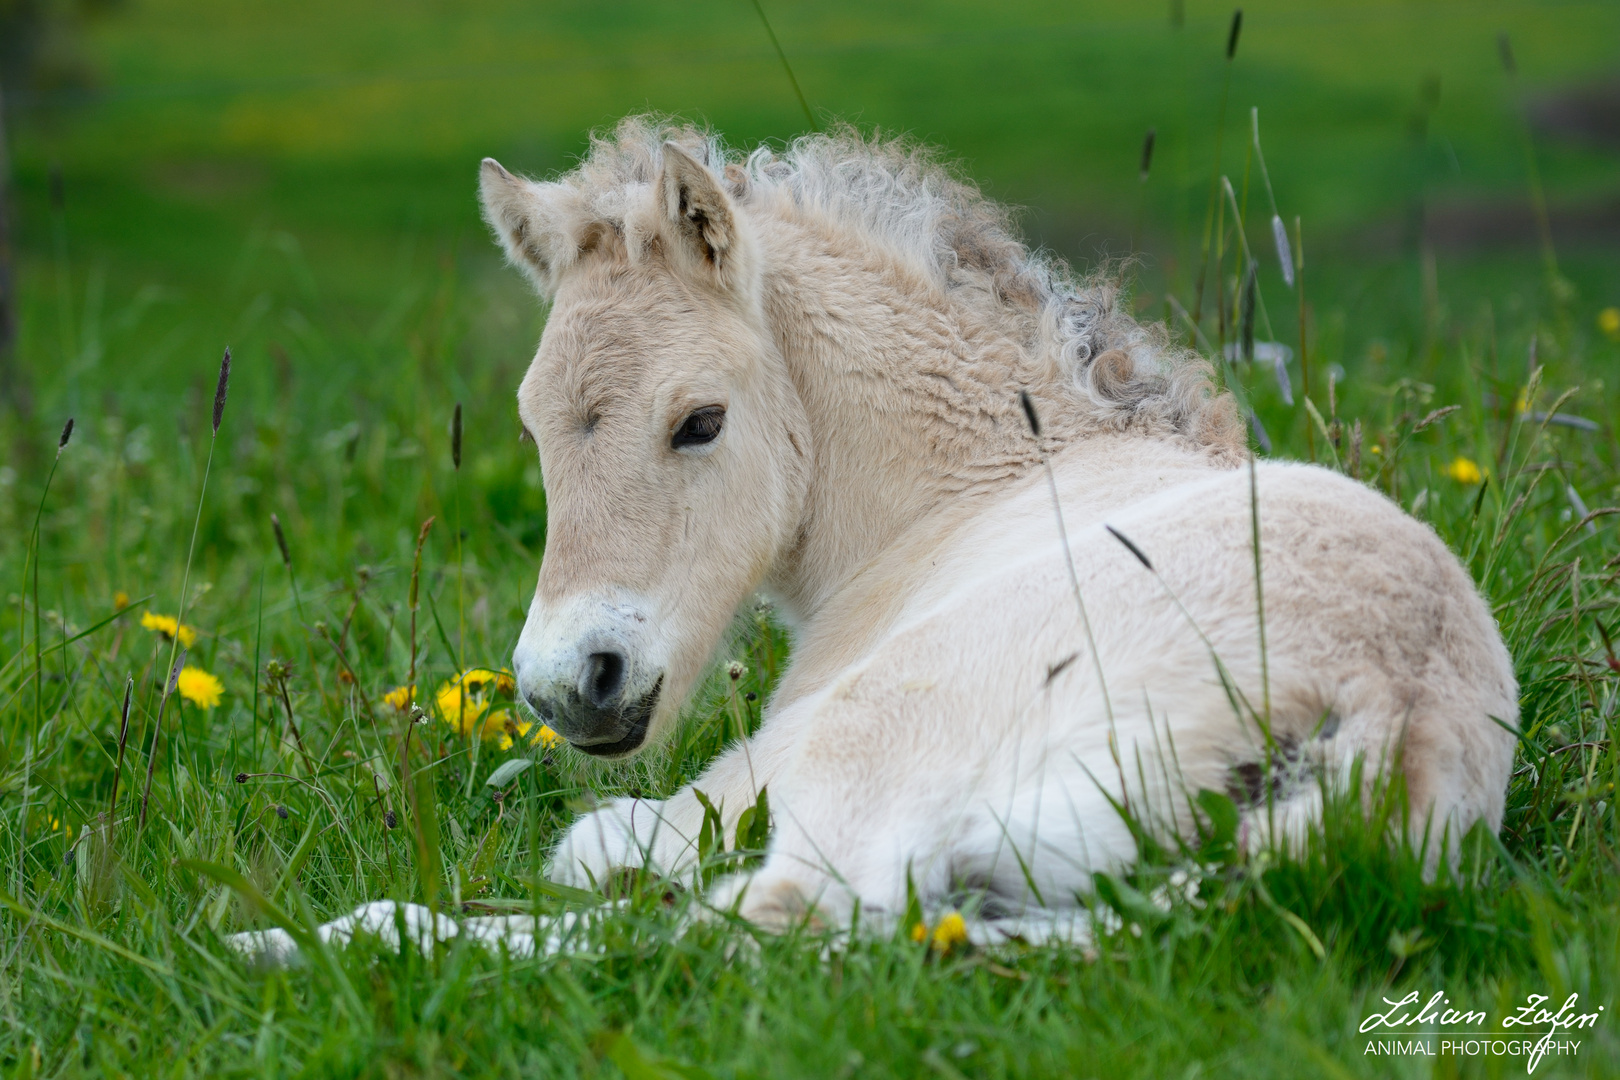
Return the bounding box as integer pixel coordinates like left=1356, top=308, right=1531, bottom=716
left=537, top=115, right=1242, bottom=458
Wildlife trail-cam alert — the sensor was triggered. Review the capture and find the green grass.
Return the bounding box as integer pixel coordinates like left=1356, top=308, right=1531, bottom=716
left=3, top=0, right=1620, bottom=1075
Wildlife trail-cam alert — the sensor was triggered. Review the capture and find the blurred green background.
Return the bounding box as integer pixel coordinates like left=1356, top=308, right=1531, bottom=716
left=4, top=0, right=1619, bottom=420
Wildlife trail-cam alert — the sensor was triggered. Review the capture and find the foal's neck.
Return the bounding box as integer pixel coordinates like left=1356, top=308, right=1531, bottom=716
left=757, top=215, right=1080, bottom=623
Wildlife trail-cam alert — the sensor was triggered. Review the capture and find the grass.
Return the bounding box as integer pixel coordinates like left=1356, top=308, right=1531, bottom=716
left=2, top=0, right=1620, bottom=1075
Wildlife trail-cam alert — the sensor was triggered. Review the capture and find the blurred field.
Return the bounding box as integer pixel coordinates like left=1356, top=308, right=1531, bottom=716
left=2, top=1, right=1620, bottom=1076
left=6, top=0, right=1620, bottom=396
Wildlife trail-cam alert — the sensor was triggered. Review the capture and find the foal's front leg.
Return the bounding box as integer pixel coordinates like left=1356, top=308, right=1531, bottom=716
left=549, top=735, right=776, bottom=890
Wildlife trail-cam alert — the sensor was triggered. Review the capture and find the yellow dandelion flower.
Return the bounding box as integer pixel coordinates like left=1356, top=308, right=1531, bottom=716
left=1442, top=456, right=1483, bottom=485
left=382, top=685, right=415, bottom=711
left=140, top=612, right=198, bottom=649
left=478, top=708, right=513, bottom=746
left=496, top=717, right=563, bottom=751
left=452, top=667, right=517, bottom=695
left=931, top=911, right=969, bottom=952
left=437, top=668, right=519, bottom=738
left=910, top=912, right=969, bottom=951
left=495, top=713, right=524, bottom=750
left=1599, top=306, right=1620, bottom=341
left=436, top=680, right=490, bottom=737
left=113, top=591, right=130, bottom=611
left=176, top=666, right=223, bottom=709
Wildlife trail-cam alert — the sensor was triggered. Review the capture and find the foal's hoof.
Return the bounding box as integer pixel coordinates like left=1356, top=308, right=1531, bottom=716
left=707, top=870, right=843, bottom=934
left=547, top=797, right=655, bottom=890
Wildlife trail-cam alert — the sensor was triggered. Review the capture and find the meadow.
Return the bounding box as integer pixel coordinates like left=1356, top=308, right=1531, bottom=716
left=2, top=0, right=1619, bottom=1075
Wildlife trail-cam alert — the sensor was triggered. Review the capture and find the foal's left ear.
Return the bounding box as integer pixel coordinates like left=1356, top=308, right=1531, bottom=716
left=656, top=142, right=752, bottom=292
left=479, top=157, right=586, bottom=297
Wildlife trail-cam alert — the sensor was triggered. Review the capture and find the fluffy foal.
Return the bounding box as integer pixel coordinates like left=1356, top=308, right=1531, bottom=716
left=232, top=118, right=1516, bottom=961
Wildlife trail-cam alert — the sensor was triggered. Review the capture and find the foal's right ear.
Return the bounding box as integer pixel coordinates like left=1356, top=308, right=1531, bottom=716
left=479, top=158, right=582, bottom=296
left=655, top=142, right=755, bottom=295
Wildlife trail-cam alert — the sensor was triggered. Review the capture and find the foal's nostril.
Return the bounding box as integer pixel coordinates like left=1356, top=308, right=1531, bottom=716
left=584, top=651, right=627, bottom=708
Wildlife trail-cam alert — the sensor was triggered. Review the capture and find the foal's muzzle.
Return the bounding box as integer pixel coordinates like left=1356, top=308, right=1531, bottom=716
left=522, top=650, right=663, bottom=758
left=513, top=591, right=664, bottom=758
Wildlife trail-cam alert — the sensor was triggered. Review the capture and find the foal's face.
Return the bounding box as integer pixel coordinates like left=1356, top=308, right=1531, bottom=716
left=511, top=260, right=808, bottom=756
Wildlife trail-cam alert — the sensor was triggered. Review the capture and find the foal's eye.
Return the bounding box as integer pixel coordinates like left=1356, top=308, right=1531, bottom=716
left=672, top=406, right=725, bottom=449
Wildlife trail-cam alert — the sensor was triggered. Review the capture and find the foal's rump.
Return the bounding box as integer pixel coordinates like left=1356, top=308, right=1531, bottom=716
left=838, top=459, right=1519, bottom=897
left=1067, top=461, right=1517, bottom=854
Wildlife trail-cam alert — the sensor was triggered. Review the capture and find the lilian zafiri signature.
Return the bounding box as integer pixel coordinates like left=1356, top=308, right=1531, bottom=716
left=1359, top=991, right=1606, bottom=1073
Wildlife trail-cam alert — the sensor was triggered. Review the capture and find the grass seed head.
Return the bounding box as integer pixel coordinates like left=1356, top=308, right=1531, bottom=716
left=212, top=347, right=231, bottom=435
left=1139, top=129, right=1156, bottom=181
left=1226, top=9, right=1243, bottom=60
left=1104, top=525, right=1154, bottom=571
left=1019, top=390, right=1041, bottom=437
left=1240, top=263, right=1257, bottom=361
left=58, top=417, right=74, bottom=450
left=1271, top=215, right=1295, bottom=288
left=271, top=513, right=291, bottom=567
left=452, top=402, right=463, bottom=470
left=164, top=652, right=187, bottom=695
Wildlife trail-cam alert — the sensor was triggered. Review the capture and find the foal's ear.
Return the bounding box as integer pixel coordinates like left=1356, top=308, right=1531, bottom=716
left=656, top=142, right=751, bottom=291
left=479, top=158, right=581, bottom=295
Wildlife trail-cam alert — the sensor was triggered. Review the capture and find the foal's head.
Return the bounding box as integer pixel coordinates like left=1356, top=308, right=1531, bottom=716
left=480, top=141, right=809, bottom=757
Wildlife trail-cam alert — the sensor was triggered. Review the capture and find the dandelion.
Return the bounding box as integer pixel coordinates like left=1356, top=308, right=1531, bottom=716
left=1443, top=456, right=1483, bottom=484
left=910, top=911, right=970, bottom=953
left=141, top=611, right=198, bottom=649
left=113, top=591, right=130, bottom=610
left=1599, top=307, right=1620, bottom=341
left=931, top=911, right=969, bottom=952
left=383, top=685, right=415, bottom=711
left=495, top=716, right=562, bottom=751
left=437, top=681, right=492, bottom=736
left=176, top=666, right=223, bottom=709
left=436, top=668, right=518, bottom=739
left=433, top=668, right=559, bottom=751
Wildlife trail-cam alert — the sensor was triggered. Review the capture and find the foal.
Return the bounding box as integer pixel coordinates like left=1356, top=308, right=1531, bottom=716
left=233, top=118, right=1515, bottom=959
left=491, top=119, right=1515, bottom=932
